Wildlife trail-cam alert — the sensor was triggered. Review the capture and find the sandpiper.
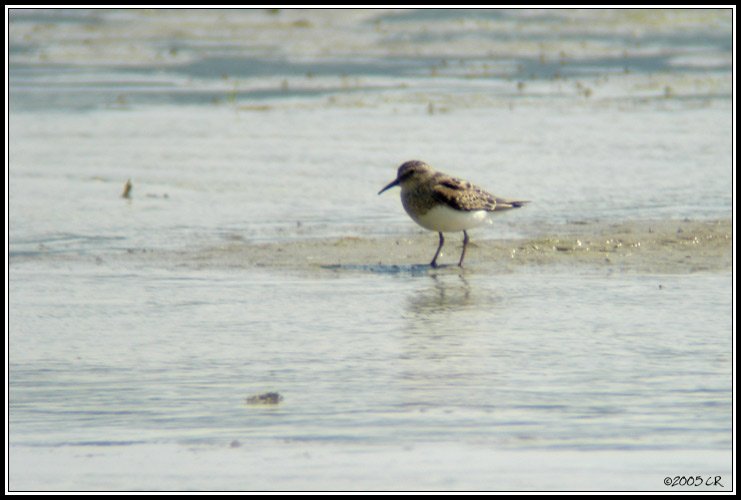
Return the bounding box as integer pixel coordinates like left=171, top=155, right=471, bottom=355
left=378, top=160, right=528, bottom=268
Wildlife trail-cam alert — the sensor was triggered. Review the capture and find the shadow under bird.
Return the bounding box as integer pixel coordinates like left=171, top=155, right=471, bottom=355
left=378, top=160, right=529, bottom=268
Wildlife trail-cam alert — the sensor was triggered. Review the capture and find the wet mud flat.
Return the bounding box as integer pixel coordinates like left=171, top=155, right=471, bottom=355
left=150, top=218, right=731, bottom=275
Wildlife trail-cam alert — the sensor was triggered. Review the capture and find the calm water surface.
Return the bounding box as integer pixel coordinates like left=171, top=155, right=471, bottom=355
left=9, top=261, right=732, bottom=450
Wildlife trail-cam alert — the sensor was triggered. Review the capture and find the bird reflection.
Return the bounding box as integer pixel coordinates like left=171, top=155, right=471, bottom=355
left=398, top=271, right=505, bottom=409
left=405, top=269, right=474, bottom=318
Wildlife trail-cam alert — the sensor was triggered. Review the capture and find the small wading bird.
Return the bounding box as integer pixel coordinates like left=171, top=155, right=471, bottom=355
left=378, top=160, right=528, bottom=268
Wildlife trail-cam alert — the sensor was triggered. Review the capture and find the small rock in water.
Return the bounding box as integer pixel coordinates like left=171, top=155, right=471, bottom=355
left=246, top=392, right=283, bottom=405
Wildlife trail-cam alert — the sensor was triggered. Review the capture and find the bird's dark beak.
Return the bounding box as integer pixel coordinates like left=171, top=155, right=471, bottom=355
left=378, top=178, right=400, bottom=195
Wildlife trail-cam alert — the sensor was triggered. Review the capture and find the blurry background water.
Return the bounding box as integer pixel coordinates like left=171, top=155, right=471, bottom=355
left=7, top=8, right=734, bottom=491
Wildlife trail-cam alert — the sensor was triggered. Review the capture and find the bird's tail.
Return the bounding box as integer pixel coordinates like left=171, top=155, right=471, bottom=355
left=494, top=198, right=529, bottom=210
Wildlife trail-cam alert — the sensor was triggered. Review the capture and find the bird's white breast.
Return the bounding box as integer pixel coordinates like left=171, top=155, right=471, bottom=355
left=408, top=204, right=490, bottom=232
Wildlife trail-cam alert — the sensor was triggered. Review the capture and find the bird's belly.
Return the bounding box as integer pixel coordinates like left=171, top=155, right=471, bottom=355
left=409, top=204, right=490, bottom=232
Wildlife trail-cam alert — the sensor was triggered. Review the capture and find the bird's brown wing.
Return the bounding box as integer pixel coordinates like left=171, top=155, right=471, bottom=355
left=431, top=176, right=528, bottom=212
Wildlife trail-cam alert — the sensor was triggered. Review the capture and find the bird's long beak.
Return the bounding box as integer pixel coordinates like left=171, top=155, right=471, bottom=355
left=378, top=178, right=400, bottom=195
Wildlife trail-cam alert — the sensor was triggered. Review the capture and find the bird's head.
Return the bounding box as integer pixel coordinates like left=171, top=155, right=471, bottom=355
left=378, top=160, right=434, bottom=195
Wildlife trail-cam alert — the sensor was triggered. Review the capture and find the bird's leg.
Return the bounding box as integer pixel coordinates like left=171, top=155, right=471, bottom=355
left=430, top=232, right=445, bottom=268
left=458, top=230, right=470, bottom=267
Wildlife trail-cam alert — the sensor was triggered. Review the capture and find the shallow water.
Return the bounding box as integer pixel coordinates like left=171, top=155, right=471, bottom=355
left=8, top=260, right=734, bottom=490
left=10, top=263, right=732, bottom=449
left=8, top=8, right=734, bottom=492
